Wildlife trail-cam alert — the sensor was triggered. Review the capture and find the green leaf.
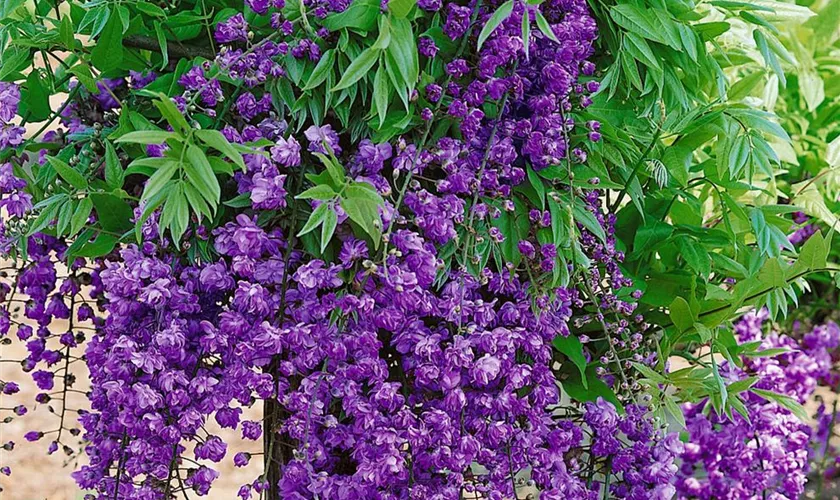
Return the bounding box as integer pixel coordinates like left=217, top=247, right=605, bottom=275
left=744, top=347, right=790, bottom=358
left=341, top=197, right=382, bottom=248
left=346, top=183, right=385, bottom=205
left=711, top=355, right=729, bottom=413
left=184, top=183, right=213, bottom=221
left=135, top=183, right=172, bottom=242
left=47, top=157, right=88, bottom=190
left=663, top=394, right=686, bottom=429
left=678, top=237, right=711, bottom=278
left=372, top=15, right=392, bottom=50
left=387, top=18, right=419, bottom=89
left=796, top=230, right=827, bottom=270
left=313, top=152, right=346, bottom=186
left=90, top=13, right=124, bottom=73
left=333, top=47, right=380, bottom=91
left=534, top=11, right=559, bottom=43
left=728, top=135, right=750, bottom=177
left=477, top=0, right=514, bottom=51
left=321, top=209, right=338, bottom=253
left=74, top=233, right=118, bottom=258
left=728, top=70, right=765, bottom=101
left=136, top=2, right=166, bottom=17
left=388, top=0, right=416, bottom=18
left=115, top=130, right=175, bottom=145
left=90, top=194, right=134, bottom=233
left=677, top=24, right=698, bottom=62
left=56, top=200, right=73, bottom=237
left=154, top=22, right=169, bottom=70
left=694, top=322, right=713, bottom=343
left=59, top=14, right=75, bottom=48
left=82, top=6, right=111, bottom=38
left=22, top=71, right=50, bottom=122
left=631, top=362, right=668, bottom=384
left=0, top=0, right=25, bottom=20
left=751, top=388, right=808, bottom=421
left=33, top=193, right=67, bottom=212
left=304, top=49, right=336, bottom=90
left=610, top=4, right=668, bottom=46
left=28, top=202, right=60, bottom=236
left=651, top=9, right=682, bottom=50
left=634, top=220, right=672, bottom=253
left=572, top=203, right=606, bottom=242
left=563, top=366, right=623, bottom=412
left=758, top=257, right=786, bottom=289
left=167, top=187, right=190, bottom=246
left=68, top=64, right=98, bottom=92
left=153, top=95, right=191, bottom=136
left=727, top=376, right=758, bottom=394
left=322, top=0, right=379, bottom=31
left=372, top=64, right=390, bottom=128
left=753, top=30, right=786, bottom=87
left=104, top=141, right=124, bottom=190
left=161, top=191, right=181, bottom=238
left=195, top=130, right=247, bottom=171
left=70, top=198, right=93, bottom=236
left=553, top=335, right=588, bottom=388
left=624, top=33, right=661, bottom=71
left=491, top=201, right=529, bottom=266
left=521, top=9, right=531, bottom=57
left=297, top=185, right=338, bottom=200
left=299, top=202, right=330, bottom=237
left=621, top=49, right=643, bottom=91
left=224, top=192, right=252, bottom=208
left=669, top=296, right=694, bottom=332
left=526, top=167, right=545, bottom=209
left=141, top=160, right=179, bottom=202
left=184, top=145, right=221, bottom=206
left=750, top=209, right=791, bottom=257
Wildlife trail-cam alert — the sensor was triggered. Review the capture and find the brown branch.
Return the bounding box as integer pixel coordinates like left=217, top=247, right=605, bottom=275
left=122, top=35, right=216, bottom=61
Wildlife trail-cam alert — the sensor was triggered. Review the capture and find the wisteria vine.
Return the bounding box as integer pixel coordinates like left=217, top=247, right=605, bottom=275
left=0, top=0, right=837, bottom=499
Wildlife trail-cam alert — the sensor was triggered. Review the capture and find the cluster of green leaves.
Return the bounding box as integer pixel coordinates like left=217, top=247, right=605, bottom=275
left=646, top=230, right=832, bottom=424
left=116, top=93, right=247, bottom=246
left=20, top=91, right=246, bottom=261
left=296, top=151, right=385, bottom=253
left=276, top=0, right=425, bottom=141
left=0, top=0, right=229, bottom=107
left=572, top=0, right=840, bottom=420
left=0, top=0, right=256, bottom=262
left=757, top=0, right=840, bottom=320
left=637, top=234, right=832, bottom=427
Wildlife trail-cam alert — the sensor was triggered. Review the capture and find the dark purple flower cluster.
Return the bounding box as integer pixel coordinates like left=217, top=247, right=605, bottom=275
left=676, top=310, right=840, bottom=499
left=0, top=83, right=24, bottom=150
left=76, top=214, right=678, bottom=497
left=789, top=211, right=818, bottom=246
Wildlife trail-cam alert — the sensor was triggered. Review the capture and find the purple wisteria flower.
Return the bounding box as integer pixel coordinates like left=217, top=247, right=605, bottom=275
left=304, top=124, right=341, bottom=155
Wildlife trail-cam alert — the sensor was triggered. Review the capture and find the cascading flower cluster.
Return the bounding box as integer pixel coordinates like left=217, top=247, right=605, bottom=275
left=74, top=210, right=679, bottom=498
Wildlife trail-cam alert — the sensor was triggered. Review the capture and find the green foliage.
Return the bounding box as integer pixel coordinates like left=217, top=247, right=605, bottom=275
left=297, top=152, right=384, bottom=251
left=581, top=0, right=838, bottom=418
